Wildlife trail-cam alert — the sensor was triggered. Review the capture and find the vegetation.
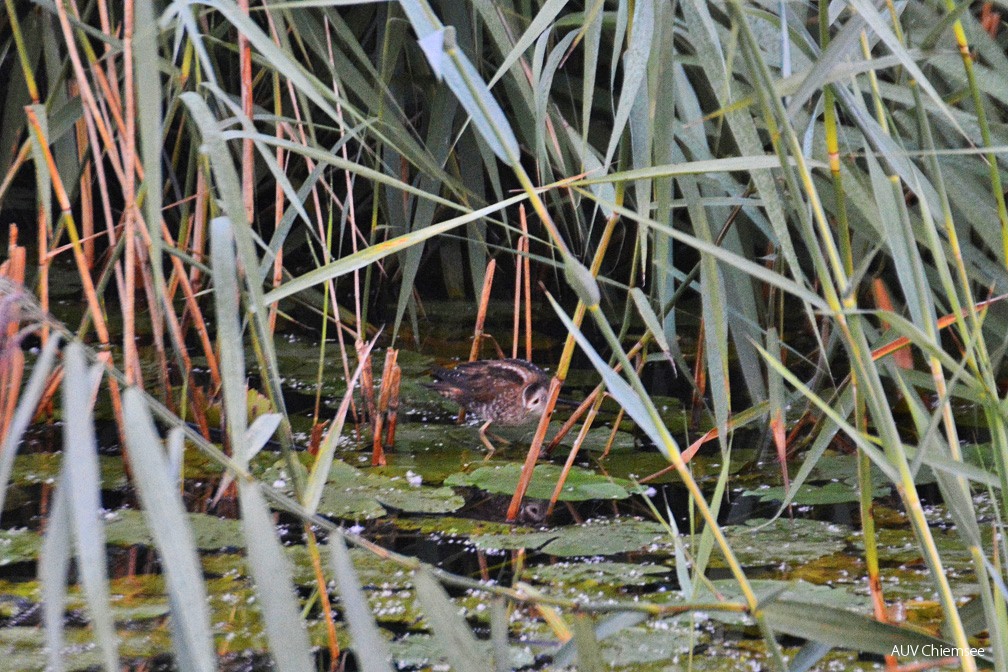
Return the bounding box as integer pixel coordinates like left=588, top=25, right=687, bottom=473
left=1, top=0, right=1007, bottom=670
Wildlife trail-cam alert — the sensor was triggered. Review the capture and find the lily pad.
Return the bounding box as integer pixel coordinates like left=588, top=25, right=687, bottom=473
left=372, top=483, right=465, bottom=514
left=807, top=452, right=889, bottom=484
left=468, top=529, right=561, bottom=552
left=389, top=633, right=536, bottom=669
left=540, top=519, right=670, bottom=557
left=718, top=518, right=849, bottom=567
left=392, top=515, right=531, bottom=537
left=471, top=518, right=670, bottom=557
left=105, top=509, right=244, bottom=550
left=523, top=561, right=669, bottom=587
left=317, top=486, right=389, bottom=520
left=565, top=426, right=638, bottom=453
left=318, top=459, right=464, bottom=519
left=272, top=337, right=350, bottom=396
left=9, top=453, right=128, bottom=490
left=601, top=624, right=696, bottom=665
left=745, top=480, right=890, bottom=505
left=445, top=463, right=647, bottom=501
left=0, top=529, right=41, bottom=565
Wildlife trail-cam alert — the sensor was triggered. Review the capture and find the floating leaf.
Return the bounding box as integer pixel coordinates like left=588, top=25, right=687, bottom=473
left=471, top=518, right=669, bottom=558
left=9, top=454, right=128, bottom=490
left=745, top=480, right=890, bottom=506
left=0, top=529, right=41, bottom=565
left=392, top=516, right=532, bottom=537
left=444, top=463, right=646, bottom=501
left=372, top=485, right=465, bottom=515
left=388, top=634, right=536, bottom=670
left=602, top=625, right=695, bottom=666
left=317, top=460, right=464, bottom=519
left=105, top=510, right=244, bottom=551
left=523, top=561, right=669, bottom=587
left=719, top=519, right=849, bottom=566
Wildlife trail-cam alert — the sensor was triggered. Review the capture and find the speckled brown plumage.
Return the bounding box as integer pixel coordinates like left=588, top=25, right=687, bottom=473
left=427, top=358, right=550, bottom=458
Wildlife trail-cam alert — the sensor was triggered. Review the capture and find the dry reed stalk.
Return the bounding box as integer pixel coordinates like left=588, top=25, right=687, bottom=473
left=34, top=367, right=64, bottom=422
left=308, top=421, right=326, bottom=456
left=690, top=319, right=707, bottom=427
left=544, top=364, right=628, bottom=518
left=269, top=83, right=286, bottom=336
left=384, top=364, right=401, bottom=449
left=36, top=196, right=49, bottom=345
left=545, top=401, right=601, bottom=518
left=181, top=225, right=220, bottom=391
left=372, top=348, right=398, bottom=466
left=122, top=0, right=139, bottom=387
left=159, top=219, right=218, bottom=388
left=522, top=229, right=532, bottom=361
left=304, top=526, right=341, bottom=668
left=600, top=408, right=624, bottom=458
left=188, top=173, right=209, bottom=291
left=357, top=339, right=377, bottom=423
left=189, top=385, right=212, bottom=441
left=512, top=209, right=527, bottom=358
left=549, top=387, right=604, bottom=447
left=51, top=0, right=126, bottom=318
left=86, top=0, right=119, bottom=112
left=239, top=0, right=254, bottom=224
left=476, top=550, right=490, bottom=582
left=506, top=374, right=563, bottom=520
left=75, top=21, right=150, bottom=193
left=0, top=226, right=26, bottom=440
left=469, top=258, right=497, bottom=363
left=76, top=6, right=199, bottom=400
left=71, top=81, right=94, bottom=269
left=268, top=248, right=283, bottom=335
left=0, top=143, right=32, bottom=204
left=457, top=258, right=498, bottom=426
left=512, top=251, right=523, bottom=358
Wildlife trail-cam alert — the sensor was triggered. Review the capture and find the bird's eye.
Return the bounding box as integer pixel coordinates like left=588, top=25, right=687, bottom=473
left=525, top=387, right=546, bottom=409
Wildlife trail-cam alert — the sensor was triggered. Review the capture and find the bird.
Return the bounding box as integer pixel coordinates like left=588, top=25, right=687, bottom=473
left=426, top=358, right=550, bottom=459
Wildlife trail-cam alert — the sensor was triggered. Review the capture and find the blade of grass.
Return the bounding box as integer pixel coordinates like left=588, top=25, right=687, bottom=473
left=39, top=483, right=71, bottom=672
left=61, top=343, right=119, bottom=672
left=121, top=388, right=215, bottom=672
left=208, top=216, right=249, bottom=461
left=239, top=480, right=314, bottom=672
left=762, top=599, right=978, bottom=660
left=328, top=535, right=394, bottom=672
left=413, top=567, right=483, bottom=672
